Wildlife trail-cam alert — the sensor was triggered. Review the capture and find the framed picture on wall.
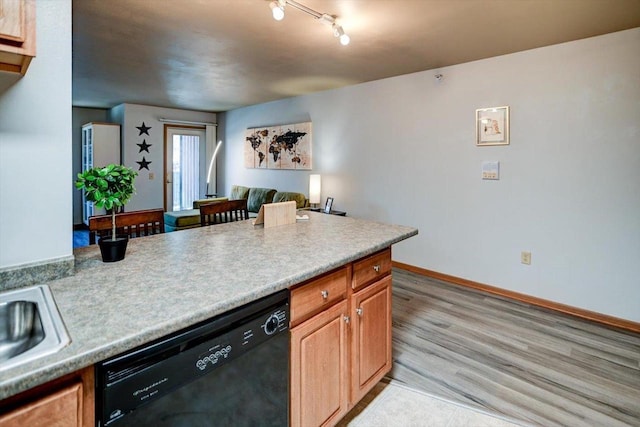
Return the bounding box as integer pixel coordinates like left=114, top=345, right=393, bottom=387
left=476, top=106, right=509, bottom=146
left=324, top=197, right=334, bottom=214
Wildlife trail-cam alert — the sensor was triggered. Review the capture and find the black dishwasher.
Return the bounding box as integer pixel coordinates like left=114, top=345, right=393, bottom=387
left=96, top=290, right=289, bottom=427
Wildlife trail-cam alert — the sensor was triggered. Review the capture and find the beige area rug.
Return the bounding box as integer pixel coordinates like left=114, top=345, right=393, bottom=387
left=338, top=380, right=528, bottom=427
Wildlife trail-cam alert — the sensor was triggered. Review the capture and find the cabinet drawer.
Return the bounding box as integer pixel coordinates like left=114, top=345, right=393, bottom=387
left=352, top=248, right=391, bottom=291
left=291, top=267, right=348, bottom=325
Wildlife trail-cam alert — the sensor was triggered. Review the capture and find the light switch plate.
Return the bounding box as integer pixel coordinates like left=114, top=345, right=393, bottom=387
left=482, top=161, right=500, bottom=180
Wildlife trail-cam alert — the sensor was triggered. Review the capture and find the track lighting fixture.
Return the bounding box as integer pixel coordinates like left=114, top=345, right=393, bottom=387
left=269, top=0, right=285, bottom=21
left=268, top=0, right=350, bottom=46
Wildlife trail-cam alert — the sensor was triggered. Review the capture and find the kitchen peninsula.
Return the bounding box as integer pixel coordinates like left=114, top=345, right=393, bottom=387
left=0, top=212, right=417, bottom=425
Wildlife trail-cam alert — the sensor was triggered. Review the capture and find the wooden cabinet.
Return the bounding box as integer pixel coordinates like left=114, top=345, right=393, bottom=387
left=0, top=383, right=82, bottom=427
left=290, top=300, right=349, bottom=427
left=81, top=122, right=121, bottom=225
left=350, top=275, right=392, bottom=404
left=0, top=367, right=94, bottom=427
left=290, top=249, right=393, bottom=427
left=0, top=0, right=35, bottom=75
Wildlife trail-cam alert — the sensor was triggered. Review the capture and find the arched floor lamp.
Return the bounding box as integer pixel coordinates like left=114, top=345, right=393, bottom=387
left=206, top=140, right=223, bottom=196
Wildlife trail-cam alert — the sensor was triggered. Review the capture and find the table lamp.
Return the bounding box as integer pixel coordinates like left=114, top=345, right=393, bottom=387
left=309, top=174, right=321, bottom=208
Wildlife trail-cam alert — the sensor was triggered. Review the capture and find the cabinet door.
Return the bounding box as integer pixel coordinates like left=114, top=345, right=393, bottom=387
left=0, top=0, right=35, bottom=74
left=290, top=300, right=348, bottom=427
left=0, top=0, right=26, bottom=43
left=0, top=382, right=83, bottom=427
left=351, top=275, right=392, bottom=404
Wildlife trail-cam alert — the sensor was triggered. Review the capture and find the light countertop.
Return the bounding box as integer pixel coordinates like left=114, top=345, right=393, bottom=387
left=0, top=212, right=417, bottom=399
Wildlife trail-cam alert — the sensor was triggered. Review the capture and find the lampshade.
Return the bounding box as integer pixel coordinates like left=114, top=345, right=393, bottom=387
left=309, top=174, right=321, bottom=205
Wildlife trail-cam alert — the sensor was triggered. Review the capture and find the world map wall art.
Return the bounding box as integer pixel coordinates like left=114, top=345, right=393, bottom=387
left=245, top=122, right=312, bottom=170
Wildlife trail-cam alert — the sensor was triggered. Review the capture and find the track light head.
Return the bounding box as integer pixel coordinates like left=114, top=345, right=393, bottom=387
left=270, top=1, right=285, bottom=20
left=332, top=24, right=350, bottom=46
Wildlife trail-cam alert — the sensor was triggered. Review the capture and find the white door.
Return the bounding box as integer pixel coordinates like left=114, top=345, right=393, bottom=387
left=165, top=127, right=207, bottom=212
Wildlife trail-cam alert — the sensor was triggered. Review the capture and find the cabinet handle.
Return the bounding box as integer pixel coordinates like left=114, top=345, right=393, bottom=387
left=321, top=290, right=329, bottom=299
left=343, top=315, right=350, bottom=324
left=356, top=307, right=363, bottom=316
left=373, top=264, right=381, bottom=273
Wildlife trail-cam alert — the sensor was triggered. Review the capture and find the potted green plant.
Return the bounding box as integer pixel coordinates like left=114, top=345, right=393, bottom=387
left=75, top=164, right=138, bottom=262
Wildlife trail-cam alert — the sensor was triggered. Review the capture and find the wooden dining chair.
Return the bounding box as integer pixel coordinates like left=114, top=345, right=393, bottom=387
left=227, top=199, right=250, bottom=222
left=200, top=199, right=249, bottom=226
left=89, top=208, right=165, bottom=244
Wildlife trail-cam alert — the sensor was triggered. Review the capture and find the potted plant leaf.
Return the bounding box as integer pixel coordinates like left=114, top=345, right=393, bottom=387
left=75, top=164, right=138, bottom=262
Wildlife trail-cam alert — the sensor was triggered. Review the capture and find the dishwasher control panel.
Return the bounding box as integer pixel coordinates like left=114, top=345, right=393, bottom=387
left=194, top=305, right=288, bottom=371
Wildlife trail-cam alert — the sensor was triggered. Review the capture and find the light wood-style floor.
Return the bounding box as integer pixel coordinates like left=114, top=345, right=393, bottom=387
left=388, top=268, right=640, bottom=427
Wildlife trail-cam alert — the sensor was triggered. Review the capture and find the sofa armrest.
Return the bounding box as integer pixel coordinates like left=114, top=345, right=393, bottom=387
left=193, top=197, right=228, bottom=209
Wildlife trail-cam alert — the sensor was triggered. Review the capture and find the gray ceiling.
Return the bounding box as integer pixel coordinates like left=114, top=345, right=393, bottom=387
left=72, top=0, right=640, bottom=113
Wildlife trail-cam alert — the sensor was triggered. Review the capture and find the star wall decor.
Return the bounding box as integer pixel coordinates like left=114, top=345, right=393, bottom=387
left=136, top=157, right=152, bottom=170
left=137, top=139, right=152, bottom=153
left=136, top=122, right=151, bottom=136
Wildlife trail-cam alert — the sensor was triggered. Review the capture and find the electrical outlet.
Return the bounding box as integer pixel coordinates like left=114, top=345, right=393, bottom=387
left=521, top=251, right=531, bottom=265
left=148, top=172, right=154, bottom=180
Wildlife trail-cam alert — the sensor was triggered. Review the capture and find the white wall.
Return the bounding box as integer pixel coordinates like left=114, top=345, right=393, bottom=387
left=0, top=1, right=72, bottom=268
left=217, top=107, right=314, bottom=196
left=222, top=29, right=640, bottom=322
left=110, top=103, right=216, bottom=211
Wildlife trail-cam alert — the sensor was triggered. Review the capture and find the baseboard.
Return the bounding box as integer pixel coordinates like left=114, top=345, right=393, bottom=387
left=392, top=261, right=640, bottom=334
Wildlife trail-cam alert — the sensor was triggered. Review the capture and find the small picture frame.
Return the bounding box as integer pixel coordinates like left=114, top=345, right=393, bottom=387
left=324, top=197, right=334, bottom=214
left=476, top=106, right=509, bottom=146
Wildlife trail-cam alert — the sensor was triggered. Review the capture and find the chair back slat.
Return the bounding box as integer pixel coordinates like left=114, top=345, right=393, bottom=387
left=200, top=200, right=249, bottom=226
left=89, top=208, right=165, bottom=244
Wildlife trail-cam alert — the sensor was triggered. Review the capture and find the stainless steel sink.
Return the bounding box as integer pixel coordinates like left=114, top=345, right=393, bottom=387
left=0, top=285, right=70, bottom=371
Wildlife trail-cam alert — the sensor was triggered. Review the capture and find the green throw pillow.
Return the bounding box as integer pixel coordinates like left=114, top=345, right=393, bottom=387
left=247, top=187, right=277, bottom=213
left=229, top=185, right=250, bottom=200
left=273, top=191, right=308, bottom=209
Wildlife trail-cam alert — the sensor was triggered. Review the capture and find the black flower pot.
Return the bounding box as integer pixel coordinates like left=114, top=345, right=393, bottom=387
left=98, top=235, right=129, bottom=262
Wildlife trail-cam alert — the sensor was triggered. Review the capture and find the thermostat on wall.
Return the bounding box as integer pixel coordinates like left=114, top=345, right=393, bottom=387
left=482, top=161, right=500, bottom=180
